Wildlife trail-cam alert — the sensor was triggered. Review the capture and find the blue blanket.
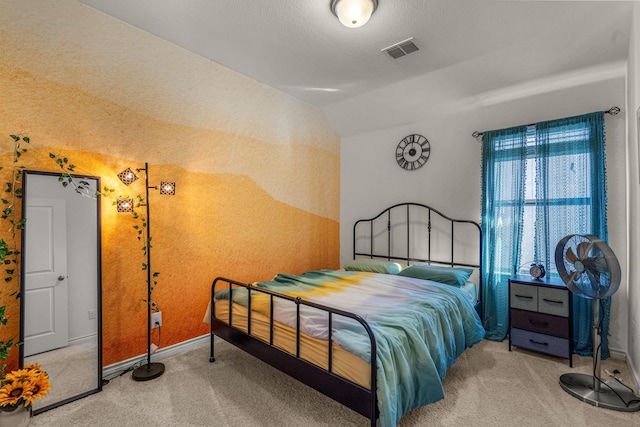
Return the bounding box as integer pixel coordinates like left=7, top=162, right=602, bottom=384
left=215, top=270, right=485, bottom=426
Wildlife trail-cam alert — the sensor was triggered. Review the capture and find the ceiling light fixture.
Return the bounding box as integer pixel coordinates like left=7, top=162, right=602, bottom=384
left=330, top=0, right=378, bottom=28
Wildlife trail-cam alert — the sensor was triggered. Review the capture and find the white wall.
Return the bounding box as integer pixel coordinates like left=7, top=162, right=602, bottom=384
left=338, top=72, right=628, bottom=354
left=626, top=3, right=640, bottom=385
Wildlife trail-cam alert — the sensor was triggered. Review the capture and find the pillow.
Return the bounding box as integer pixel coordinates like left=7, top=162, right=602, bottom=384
left=397, top=264, right=473, bottom=286
left=343, top=259, right=404, bottom=275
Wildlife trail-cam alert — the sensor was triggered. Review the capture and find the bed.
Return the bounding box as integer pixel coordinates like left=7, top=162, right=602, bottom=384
left=208, top=202, right=485, bottom=426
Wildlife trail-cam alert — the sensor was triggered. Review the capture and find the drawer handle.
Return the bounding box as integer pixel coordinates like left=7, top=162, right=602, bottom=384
left=529, top=320, right=549, bottom=327
left=515, top=294, right=533, bottom=299
left=542, top=298, right=564, bottom=305
left=529, top=339, right=549, bottom=346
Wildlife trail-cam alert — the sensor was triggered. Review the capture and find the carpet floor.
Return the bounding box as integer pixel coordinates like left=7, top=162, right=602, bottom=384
left=30, top=338, right=640, bottom=426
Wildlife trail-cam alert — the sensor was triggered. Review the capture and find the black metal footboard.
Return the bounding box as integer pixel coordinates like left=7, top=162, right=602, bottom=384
left=210, top=277, right=379, bottom=427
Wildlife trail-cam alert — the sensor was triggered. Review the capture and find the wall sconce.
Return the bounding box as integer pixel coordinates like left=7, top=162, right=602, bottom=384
left=330, top=0, right=378, bottom=28
left=116, top=162, right=175, bottom=382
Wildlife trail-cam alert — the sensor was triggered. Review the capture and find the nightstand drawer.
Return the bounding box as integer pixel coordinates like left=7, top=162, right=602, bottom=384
left=538, top=287, right=569, bottom=317
left=510, top=283, right=537, bottom=311
left=511, top=328, right=570, bottom=359
left=510, top=309, right=569, bottom=337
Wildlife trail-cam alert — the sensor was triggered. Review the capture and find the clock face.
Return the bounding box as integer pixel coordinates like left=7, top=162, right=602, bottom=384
left=529, top=264, right=545, bottom=279
left=396, top=134, right=430, bottom=170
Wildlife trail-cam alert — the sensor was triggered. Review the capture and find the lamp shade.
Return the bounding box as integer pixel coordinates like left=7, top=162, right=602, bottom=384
left=159, top=181, right=176, bottom=195
left=117, top=198, right=135, bottom=213
left=118, top=168, right=139, bottom=185
left=331, top=0, right=377, bottom=28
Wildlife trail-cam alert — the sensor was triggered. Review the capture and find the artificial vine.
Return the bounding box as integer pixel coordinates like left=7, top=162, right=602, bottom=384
left=114, top=195, right=161, bottom=313
left=0, top=134, right=29, bottom=373
left=49, top=153, right=115, bottom=199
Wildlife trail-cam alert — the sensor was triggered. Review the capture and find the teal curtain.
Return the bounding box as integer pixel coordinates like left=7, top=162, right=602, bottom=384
left=481, top=126, right=528, bottom=341
left=481, top=112, right=610, bottom=357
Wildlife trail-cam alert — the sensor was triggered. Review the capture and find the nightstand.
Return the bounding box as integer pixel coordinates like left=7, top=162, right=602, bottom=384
left=508, top=275, right=573, bottom=366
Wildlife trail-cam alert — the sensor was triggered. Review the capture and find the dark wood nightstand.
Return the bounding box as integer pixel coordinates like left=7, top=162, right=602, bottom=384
left=508, top=275, right=573, bottom=366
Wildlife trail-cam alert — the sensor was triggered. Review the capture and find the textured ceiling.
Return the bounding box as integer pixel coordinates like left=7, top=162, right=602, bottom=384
left=79, top=0, right=632, bottom=111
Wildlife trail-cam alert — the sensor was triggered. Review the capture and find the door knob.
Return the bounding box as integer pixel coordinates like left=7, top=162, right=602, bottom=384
left=58, top=276, right=65, bottom=281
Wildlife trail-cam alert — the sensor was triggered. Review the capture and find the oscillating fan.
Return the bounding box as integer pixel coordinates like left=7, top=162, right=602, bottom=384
left=555, top=234, right=640, bottom=411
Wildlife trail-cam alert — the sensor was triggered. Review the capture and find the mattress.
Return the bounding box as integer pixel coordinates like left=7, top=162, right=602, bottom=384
left=210, top=301, right=371, bottom=388
left=205, top=276, right=478, bottom=391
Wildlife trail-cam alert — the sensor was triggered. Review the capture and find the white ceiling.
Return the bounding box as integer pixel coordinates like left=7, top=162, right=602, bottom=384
left=79, top=0, right=632, bottom=126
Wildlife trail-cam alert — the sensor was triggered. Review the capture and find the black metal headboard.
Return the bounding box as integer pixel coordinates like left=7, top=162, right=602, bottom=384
left=352, top=202, right=483, bottom=305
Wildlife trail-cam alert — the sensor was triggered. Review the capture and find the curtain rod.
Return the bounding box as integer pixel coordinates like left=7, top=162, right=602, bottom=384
left=471, top=106, right=621, bottom=140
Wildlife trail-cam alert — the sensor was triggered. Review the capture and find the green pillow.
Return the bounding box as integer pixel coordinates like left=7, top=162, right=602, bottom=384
left=343, top=259, right=404, bottom=275
left=397, top=264, right=473, bottom=286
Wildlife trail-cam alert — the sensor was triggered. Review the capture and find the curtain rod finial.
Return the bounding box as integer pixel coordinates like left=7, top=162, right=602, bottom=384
left=607, top=106, right=620, bottom=115
left=472, top=131, right=482, bottom=139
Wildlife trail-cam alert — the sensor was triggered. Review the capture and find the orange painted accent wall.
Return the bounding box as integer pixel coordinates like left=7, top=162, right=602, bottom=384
left=0, top=1, right=339, bottom=368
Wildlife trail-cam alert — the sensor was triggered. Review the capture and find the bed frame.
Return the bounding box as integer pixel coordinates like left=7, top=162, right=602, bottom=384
left=352, top=202, right=483, bottom=316
left=210, top=202, right=482, bottom=426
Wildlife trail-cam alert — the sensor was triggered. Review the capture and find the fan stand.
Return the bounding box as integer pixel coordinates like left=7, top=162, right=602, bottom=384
left=559, top=301, right=640, bottom=412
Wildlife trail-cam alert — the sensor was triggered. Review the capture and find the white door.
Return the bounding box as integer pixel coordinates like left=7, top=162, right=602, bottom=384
left=24, top=198, right=69, bottom=357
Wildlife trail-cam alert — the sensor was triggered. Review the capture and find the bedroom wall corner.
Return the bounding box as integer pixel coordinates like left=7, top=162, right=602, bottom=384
left=625, top=1, right=640, bottom=390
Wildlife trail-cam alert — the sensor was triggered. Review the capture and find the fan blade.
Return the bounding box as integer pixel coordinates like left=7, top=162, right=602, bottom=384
left=577, top=241, right=594, bottom=260
left=584, top=256, right=609, bottom=274
left=569, top=270, right=582, bottom=284
left=584, top=269, right=603, bottom=298
left=565, top=247, right=579, bottom=263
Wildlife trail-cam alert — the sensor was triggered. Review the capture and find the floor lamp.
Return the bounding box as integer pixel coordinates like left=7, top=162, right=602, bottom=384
left=117, top=163, right=176, bottom=381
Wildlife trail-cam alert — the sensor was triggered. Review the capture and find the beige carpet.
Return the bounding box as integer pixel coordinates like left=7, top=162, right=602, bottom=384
left=29, top=338, right=640, bottom=426
left=26, top=337, right=98, bottom=411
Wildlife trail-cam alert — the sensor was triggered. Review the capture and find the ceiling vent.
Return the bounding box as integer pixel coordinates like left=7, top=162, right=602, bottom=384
left=381, top=38, right=419, bottom=59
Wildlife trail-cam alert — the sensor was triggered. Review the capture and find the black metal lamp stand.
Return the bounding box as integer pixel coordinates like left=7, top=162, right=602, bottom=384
left=117, top=163, right=175, bottom=382
left=131, top=163, right=165, bottom=381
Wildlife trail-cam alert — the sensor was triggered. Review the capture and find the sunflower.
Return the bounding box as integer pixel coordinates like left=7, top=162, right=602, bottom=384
left=21, top=372, right=51, bottom=406
left=0, top=364, right=51, bottom=407
left=0, top=380, right=30, bottom=407
left=22, top=363, right=43, bottom=372
left=4, top=368, right=38, bottom=384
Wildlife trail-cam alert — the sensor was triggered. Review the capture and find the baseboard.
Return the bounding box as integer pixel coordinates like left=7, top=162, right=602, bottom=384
left=608, top=347, right=640, bottom=391
left=626, top=353, right=640, bottom=392
left=102, top=333, right=209, bottom=380
left=609, top=347, right=626, bottom=361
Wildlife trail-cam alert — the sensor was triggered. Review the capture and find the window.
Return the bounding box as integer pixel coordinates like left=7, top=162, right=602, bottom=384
left=519, top=124, right=594, bottom=274
left=480, top=111, right=609, bottom=356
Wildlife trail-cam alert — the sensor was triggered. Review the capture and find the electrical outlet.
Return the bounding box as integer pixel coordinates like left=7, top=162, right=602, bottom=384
left=88, top=309, right=96, bottom=320
left=151, top=311, right=162, bottom=329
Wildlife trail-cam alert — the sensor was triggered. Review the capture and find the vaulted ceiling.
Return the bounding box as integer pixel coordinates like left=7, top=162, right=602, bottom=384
left=80, top=1, right=632, bottom=133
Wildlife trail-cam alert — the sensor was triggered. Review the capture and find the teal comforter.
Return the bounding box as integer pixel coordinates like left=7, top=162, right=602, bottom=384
left=215, top=270, right=485, bottom=426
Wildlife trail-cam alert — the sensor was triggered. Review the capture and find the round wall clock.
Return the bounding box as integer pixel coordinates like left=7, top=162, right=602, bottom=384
left=396, top=134, right=430, bottom=170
